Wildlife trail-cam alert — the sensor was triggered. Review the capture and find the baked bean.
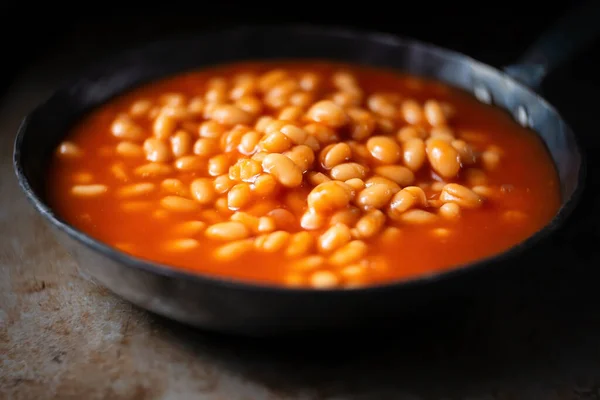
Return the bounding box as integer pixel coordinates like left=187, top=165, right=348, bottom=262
left=205, top=221, right=249, bottom=241
left=160, top=93, right=186, bottom=106
left=289, top=91, right=314, bottom=107
left=401, top=100, right=424, bottom=125
left=152, top=113, right=177, bottom=140
left=307, top=172, right=331, bottom=186
left=258, top=216, right=276, bottom=233
left=170, top=131, right=192, bottom=158
left=231, top=211, right=260, bottom=231
left=344, top=178, right=366, bottom=192
left=373, top=165, right=414, bottom=186
left=329, top=240, right=368, bottom=266
left=424, top=100, right=447, bottom=127
left=121, top=201, right=153, bottom=212
left=217, top=196, right=235, bottom=215
left=402, top=138, right=426, bottom=171
left=252, top=173, right=278, bottom=196
left=58, top=141, right=82, bottom=158
left=117, top=183, right=155, bottom=198
left=426, top=138, right=461, bottom=179
left=211, top=104, right=252, bottom=125
left=237, top=131, right=260, bottom=155
left=228, top=183, right=252, bottom=210
left=135, top=163, right=173, bottom=177
left=130, top=99, right=152, bottom=116
left=267, top=208, right=297, bottom=231
left=356, top=184, right=394, bottom=211
left=376, top=117, right=396, bottom=134
left=235, top=95, right=263, bottom=116
left=214, top=240, right=254, bottom=261
left=285, top=231, right=314, bottom=258
left=71, top=184, right=108, bottom=197
left=283, top=189, right=306, bottom=215
left=164, top=238, right=200, bottom=252
left=160, top=196, right=199, bottom=212
left=430, top=126, right=455, bottom=142
left=482, top=150, right=501, bottom=170
left=257, top=231, right=291, bottom=252
left=331, top=91, right=362, bottom=107
left=279, top=124, right=307, bottom=145
left=284, top=145, right=315, bottom=172
left=432, top=228, right=451, bottom=238
left=330, top=162, right=367, bottom=181
left=439, top=183, right=483, bottom=208
left=193, top=138, right=220, bottom=157
left=388, top=188, right=420, bottom=219
left=199, top=120, right=225, bottom=139
left=110, top=162, right=129, bottom=181
left=347, top=107, right=376, bottom=140
left=310, top=271, right=339, bottom=289
left=175, top=155, right=205, bottom=171
left=240, top=159, right=264, bottom=182
left=259, top=132, right=292, bottom=153
left=318, top=223, right=352, bottom=253
left=172, top=220, right=206, bottom=236
left=321, top=143, right=351, bottom=169
left=143, top=138, right=171, bottom=163
left=306, top=100, right=349, bottom=128
left=355, top=210, right=386, bottom=239
left=262, top=153, right=303, bottom=188
left=111, top=115, right=144, bottom=141
left=403, top=186, right=427, bottom=206
left=258, top=69, right=287, bottom=92
left=300, top=210, right=326, bottom=230
left=161, top=179, right=189, bottom=197
left=116, top=141, right=144, bottom=158
left=430, top=181, right=445, bottom=192
left=439, top=202, right=461, bottom=219
left=187, top=97, right=205, bottom=115
left=205, top=86, right=227, bottom=104
left=451, top=140, right=476, bottom=165
left=364, top=177, right=401, bottom=193
left=464, top=168, right=488, bottom=186
left=366, top=136, right=402, bottom=164
left=332, top=71, right=357, bottom=89
left=399, top=209, right=437, bottom=224
left=330, top=206, right=362, bottom=227
left=397, top=126, right=425, bottom=142
left=72, top=171, right=94, bottom=184
left=208, top=154, right=232, bottom=176
left=367, top=94, right=397, bottom=118
left=210, top=175, right=233, bottom=195
left=307, top=181, right=353, bottom=213
left=304, top=122, right=339, bottom=145
left=298, top=72, right=320, bottom=91
left=190, top=178, right=216, bottom=205
left=472, top=185, right=496, bottom=198
left=230, top=78, right=256, bottom=100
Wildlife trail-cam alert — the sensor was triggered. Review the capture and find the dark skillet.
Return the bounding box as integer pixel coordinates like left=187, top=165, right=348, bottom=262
left=13, top=3, right=598, bottom=335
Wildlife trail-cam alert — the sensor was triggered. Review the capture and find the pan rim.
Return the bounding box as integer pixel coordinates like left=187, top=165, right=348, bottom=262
left=12, top=23, right=587, bottom=295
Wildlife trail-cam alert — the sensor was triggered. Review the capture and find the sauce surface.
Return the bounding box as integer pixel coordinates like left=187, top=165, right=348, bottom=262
left=48, top=61, right=561, bottom=288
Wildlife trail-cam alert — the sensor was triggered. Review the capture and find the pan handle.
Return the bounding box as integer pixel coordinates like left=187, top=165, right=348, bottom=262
left=504, top=0, right=600, bottom=90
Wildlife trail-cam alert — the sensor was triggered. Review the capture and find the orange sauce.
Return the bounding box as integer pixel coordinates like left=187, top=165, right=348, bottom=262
left=47, top=61, right=561, bottom=287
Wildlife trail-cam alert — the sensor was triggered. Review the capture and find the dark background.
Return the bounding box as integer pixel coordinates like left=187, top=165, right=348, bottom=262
left=3, top=3, right=600, bottom=397
left=0, top=2, right=594, bottom=93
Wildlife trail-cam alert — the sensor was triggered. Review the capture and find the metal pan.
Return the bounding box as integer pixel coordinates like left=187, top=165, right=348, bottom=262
left=13, top=3, right=597, bottom=335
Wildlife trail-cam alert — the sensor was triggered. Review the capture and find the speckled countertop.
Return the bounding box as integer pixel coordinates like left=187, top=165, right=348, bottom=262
left=2, top=35, right=600, bottom=400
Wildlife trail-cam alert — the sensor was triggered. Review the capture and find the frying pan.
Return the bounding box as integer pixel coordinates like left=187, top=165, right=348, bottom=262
left=13, top=3, right=598, bottom=335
